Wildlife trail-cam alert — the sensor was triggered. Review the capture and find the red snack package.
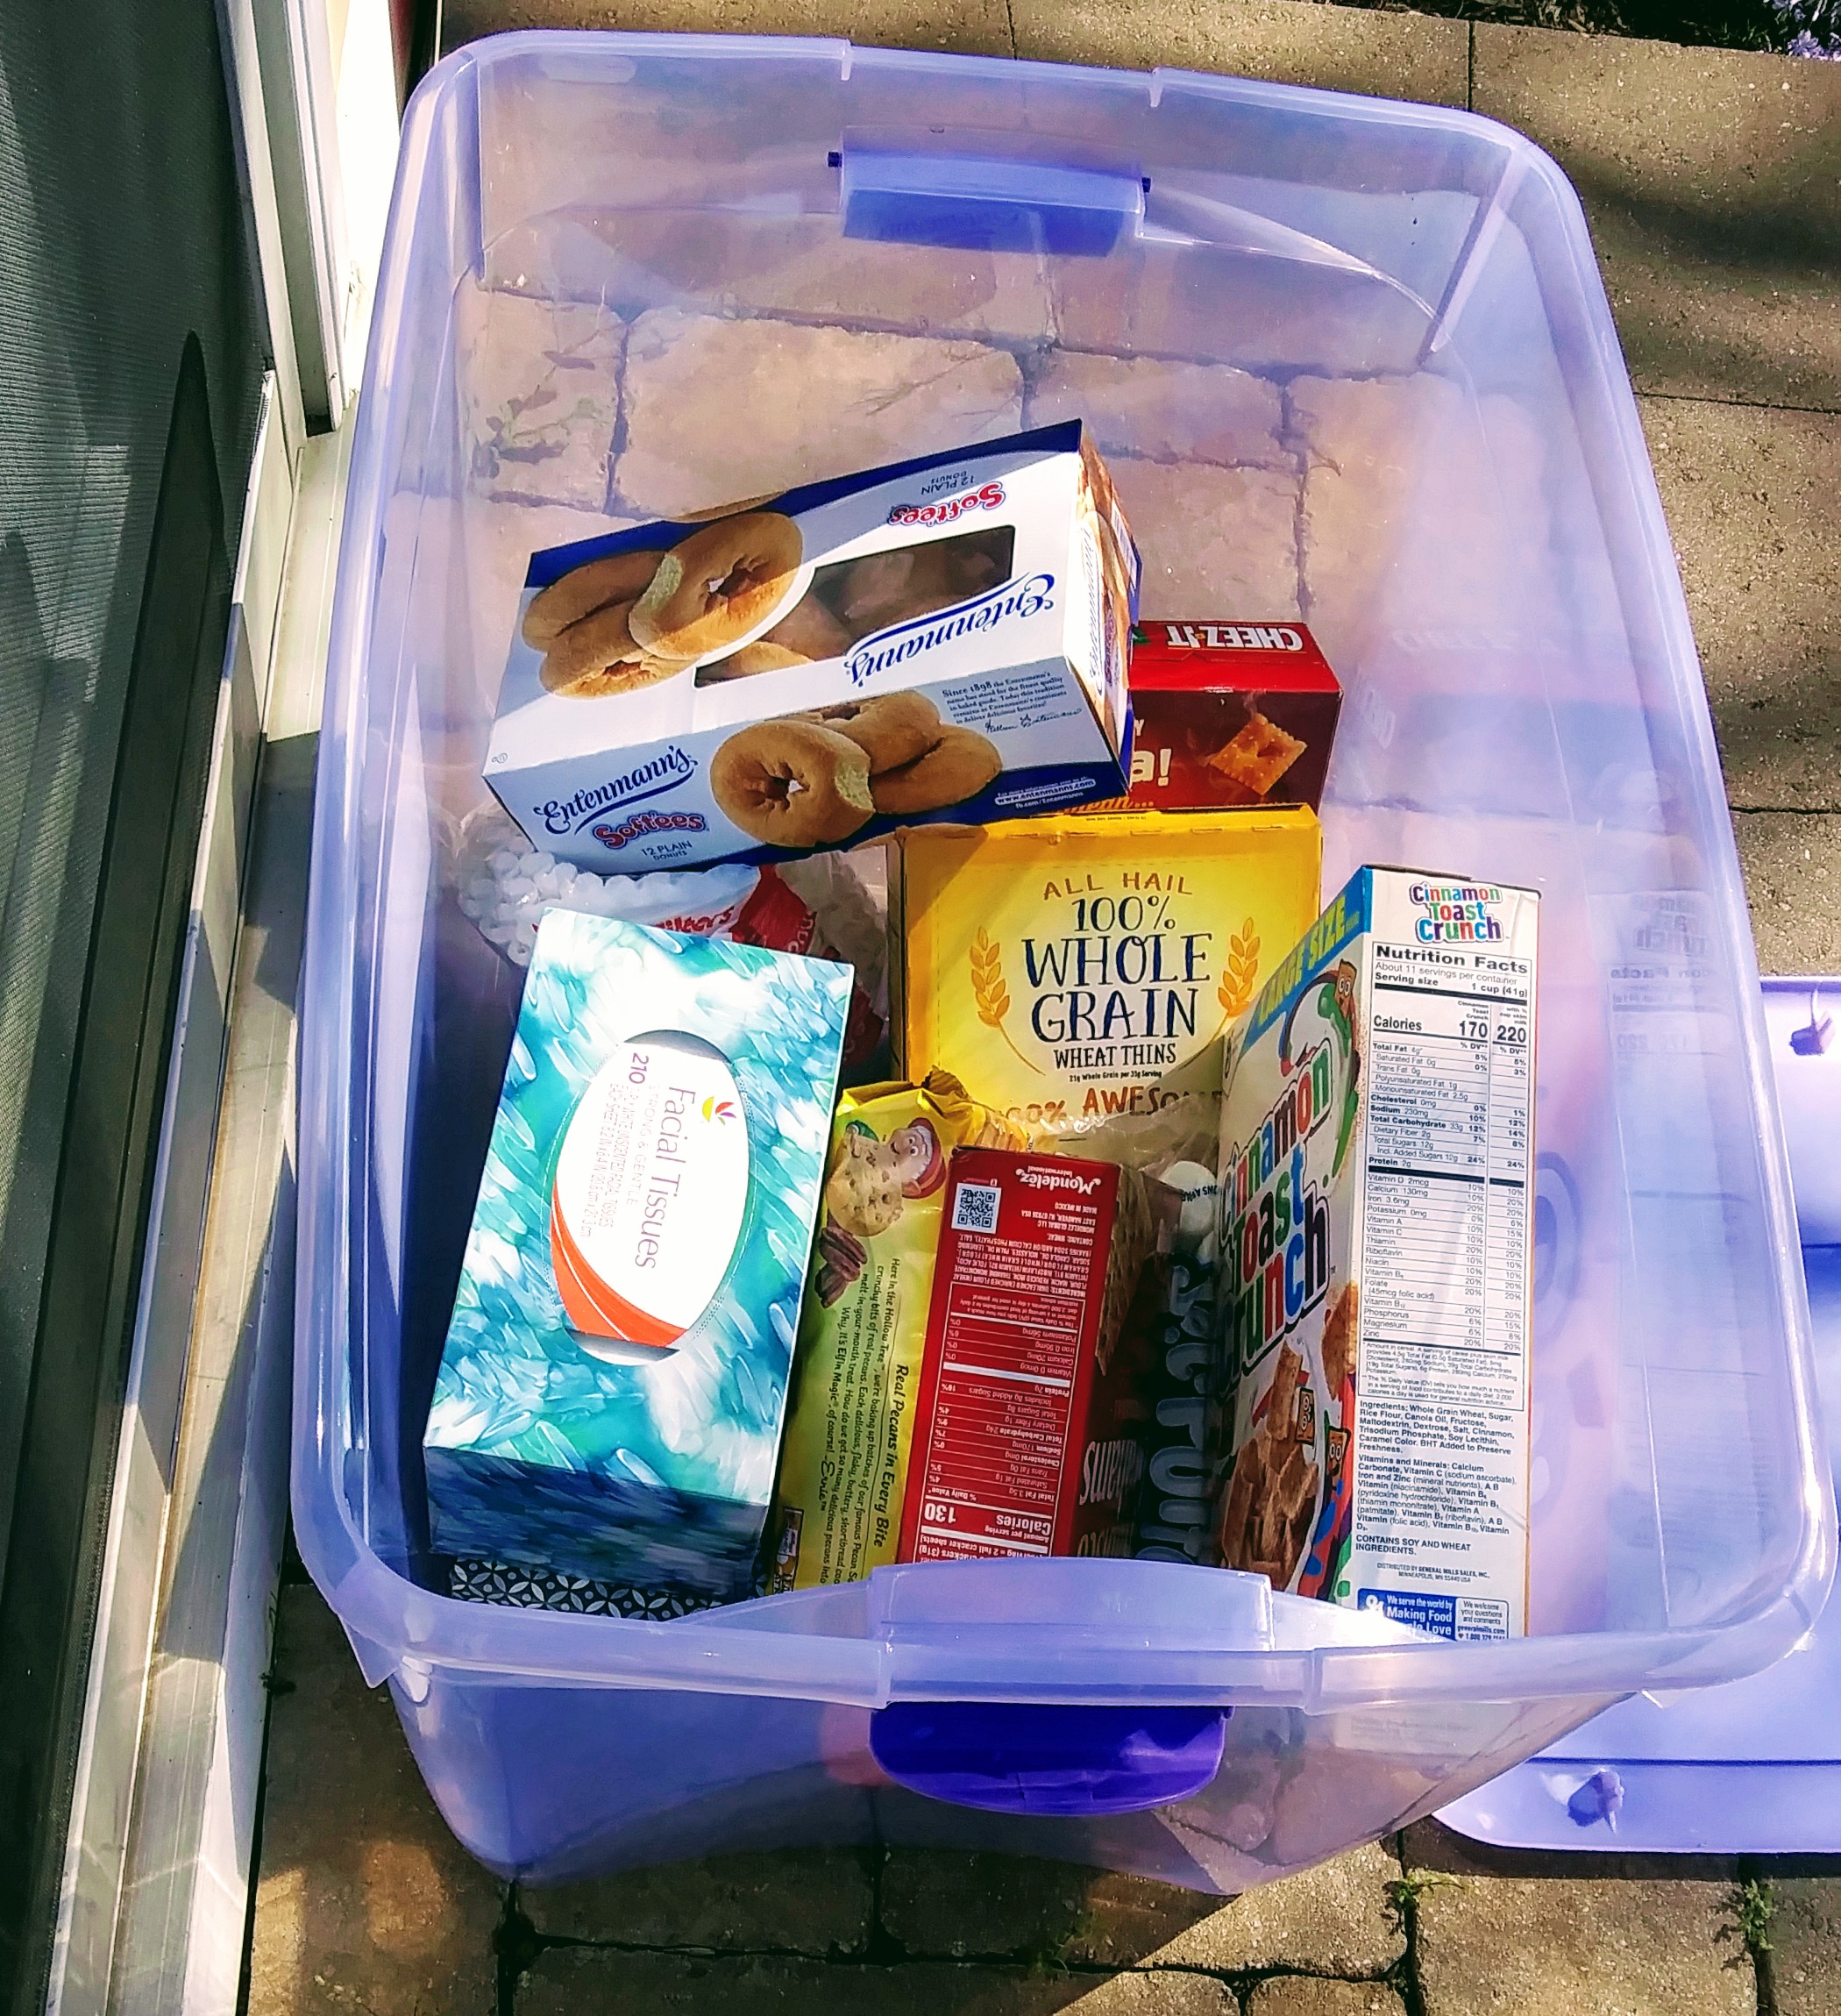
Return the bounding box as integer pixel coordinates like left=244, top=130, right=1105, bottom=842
left=1126, top=622, right=1341, bottom=812
left=897, top=1150, right=1124, bottom=1563
left=734, top=866, right=884, bottom=1069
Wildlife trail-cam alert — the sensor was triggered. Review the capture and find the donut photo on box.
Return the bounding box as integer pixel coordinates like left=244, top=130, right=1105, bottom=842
left=698, top=524, right=1016, bottom=687
left=482, top=421, right=1141, bottom=873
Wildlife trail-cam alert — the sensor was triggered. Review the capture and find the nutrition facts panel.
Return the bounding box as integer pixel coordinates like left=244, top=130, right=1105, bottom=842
left=1360, top=946, right=1534, bottom=1412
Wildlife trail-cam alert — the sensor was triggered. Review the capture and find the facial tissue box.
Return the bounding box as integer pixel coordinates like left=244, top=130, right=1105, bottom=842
left=424, top=908, right=851, bottom=1599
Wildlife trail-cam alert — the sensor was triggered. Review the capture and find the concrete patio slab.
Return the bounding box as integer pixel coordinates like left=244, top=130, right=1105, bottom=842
left=1243, top=1984, right=1405, bottom=2016
left=879, top=1842, right=1403, bottom=1974
left=444, top=0, right=1013, bottom=57
left=1472, top=27, right=1841, bottom=411
left=522, top=1848, right=874, bottom=1952
left=1006, top=0, right=1469, bottom=107
left=518, top=1951, right=1237, bottom=2012
left=1638, top=395, right=1841, bottom=815
left=245, top=1585, right=501, bottom=2016
left=1412, top=1867, right=1755, bottom=2016
left=1731, top=811, right=1841, bottom=972
left=1773, top=1877, right=1841, bottom=2016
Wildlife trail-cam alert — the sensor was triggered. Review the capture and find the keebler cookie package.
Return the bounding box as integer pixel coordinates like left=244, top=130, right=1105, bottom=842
left=484, top=421, right=1138, bottom=873
left=1216, top=867, right=1539, bottom=1640
left=898, top=806, right=1320, bottom=1131
left=1125, top=621, right=1341, bottom=812
left=768, top=1072, right=1025, bottom=1590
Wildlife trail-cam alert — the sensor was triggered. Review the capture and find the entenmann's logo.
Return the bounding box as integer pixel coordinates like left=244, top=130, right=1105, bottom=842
left=844, top=574, right=1055, bottom=687
left=1411, top=880, right=1503, bottom=944
left=542, top=745, right=695, bottom=836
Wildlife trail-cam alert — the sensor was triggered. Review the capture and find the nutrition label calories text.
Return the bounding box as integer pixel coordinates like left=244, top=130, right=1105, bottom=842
left=1361, top=944, right=1534, bottom=1414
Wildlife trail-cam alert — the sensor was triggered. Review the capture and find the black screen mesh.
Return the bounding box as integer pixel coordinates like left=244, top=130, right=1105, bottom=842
left=0, top=5, right=264, bottom=2003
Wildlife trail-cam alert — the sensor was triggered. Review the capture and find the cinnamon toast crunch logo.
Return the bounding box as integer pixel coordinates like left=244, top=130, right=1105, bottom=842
left=1410, top=881, right=1504, bottom=944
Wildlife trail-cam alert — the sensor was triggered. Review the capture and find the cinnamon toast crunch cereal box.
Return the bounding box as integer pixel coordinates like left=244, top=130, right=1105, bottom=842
left=1216, top=867, right=1539, bottom=1640
left=897, top=807, right=1320, bottom=1133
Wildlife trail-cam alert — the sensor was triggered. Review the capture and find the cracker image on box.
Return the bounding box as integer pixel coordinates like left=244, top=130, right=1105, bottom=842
left=1124, top=621, right=1342, bottom=813
left=423, top=909, right=851, bottom=1600
left=1216, top=867, right=1539, bottom=1639
left=899, top=806, right=1320, bottom=1131
left=486, top=421, right=1138, bottom=871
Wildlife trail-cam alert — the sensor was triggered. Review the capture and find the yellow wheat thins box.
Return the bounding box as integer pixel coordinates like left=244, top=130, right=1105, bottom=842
left=898, top=808, right=1320, bottom=1130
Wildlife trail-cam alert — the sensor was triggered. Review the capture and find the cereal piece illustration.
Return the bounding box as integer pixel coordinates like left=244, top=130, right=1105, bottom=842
left=823, top=1115, right=948, bottom=1240
left=1219, top=1341, right=1319, bottom=1587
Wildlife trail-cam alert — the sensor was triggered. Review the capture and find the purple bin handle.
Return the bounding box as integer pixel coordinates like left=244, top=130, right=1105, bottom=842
left=868, top=1702, right=1229, bottom=1816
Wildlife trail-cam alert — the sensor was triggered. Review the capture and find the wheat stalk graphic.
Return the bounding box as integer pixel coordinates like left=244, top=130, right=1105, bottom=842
left=970, top=929, right=1040, bottom=1072
left=1212, top=918, right=1262, bottom=1036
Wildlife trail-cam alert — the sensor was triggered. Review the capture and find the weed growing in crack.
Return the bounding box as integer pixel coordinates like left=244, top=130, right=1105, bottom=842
left=1733, top=1876, right=1777, bottom=1954
left=1382, top=1868, right=1452, bottom=1941
left=1380, top=1848, right=1446, bottom=2016
left=1717, top=1873, right=1780, bottom=2013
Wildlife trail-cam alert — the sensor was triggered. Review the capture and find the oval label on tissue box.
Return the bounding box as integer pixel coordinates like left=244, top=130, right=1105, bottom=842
left=549, top=1035, right=750, bottom=1354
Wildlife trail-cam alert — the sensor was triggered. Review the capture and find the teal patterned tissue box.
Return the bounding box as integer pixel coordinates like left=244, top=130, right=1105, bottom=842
left=424, top=909, right=850, bottom=1599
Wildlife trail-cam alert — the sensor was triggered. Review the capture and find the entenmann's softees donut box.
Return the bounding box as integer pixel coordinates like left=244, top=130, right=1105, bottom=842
left=423, top=908, right=850, bottom=1602
left=484, top=421, right=1139, bottom=872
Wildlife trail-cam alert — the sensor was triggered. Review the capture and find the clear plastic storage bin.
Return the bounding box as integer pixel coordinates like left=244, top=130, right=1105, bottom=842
left=295, top=31, right=1833, bottom=1889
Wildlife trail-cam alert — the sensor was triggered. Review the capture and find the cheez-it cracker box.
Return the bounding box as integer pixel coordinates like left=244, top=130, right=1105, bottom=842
left=1127, top=622, right=1340, bottom=812
left=898, top=1150, right=1128, bottom=1563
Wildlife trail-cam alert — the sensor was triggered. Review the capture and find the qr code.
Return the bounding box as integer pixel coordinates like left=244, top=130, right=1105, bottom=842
left=952, top=1182, right=1001, bottom=1235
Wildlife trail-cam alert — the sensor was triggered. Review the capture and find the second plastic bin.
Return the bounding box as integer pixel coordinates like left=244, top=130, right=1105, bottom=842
left=295, top=32, right=1832, bottom=1890
left=1440, top=979, right=1841, bottom=1852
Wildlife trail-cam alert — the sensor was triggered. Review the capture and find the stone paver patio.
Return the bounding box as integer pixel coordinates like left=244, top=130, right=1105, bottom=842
left=248, top=3, right=1841, bottom=2009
